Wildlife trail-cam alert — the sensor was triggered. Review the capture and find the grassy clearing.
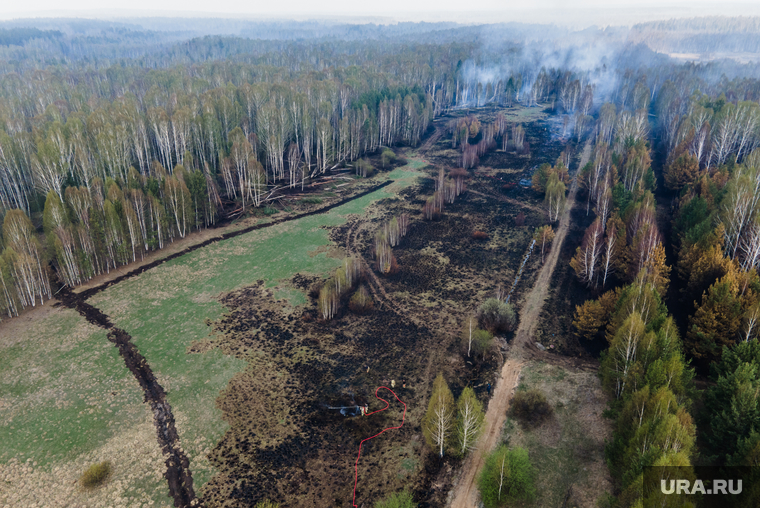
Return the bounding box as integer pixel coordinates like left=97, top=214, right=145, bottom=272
left=87, top=166, right=424, bottom=491
left=503, top=361, right=612, bottom=508
left=0, top=305, right=169, bottom=507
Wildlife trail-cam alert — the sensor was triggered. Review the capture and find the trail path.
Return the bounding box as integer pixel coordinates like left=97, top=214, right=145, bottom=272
left=447, top=141, right=590, bottom=508
left=417, top=124, right=444, bottom=154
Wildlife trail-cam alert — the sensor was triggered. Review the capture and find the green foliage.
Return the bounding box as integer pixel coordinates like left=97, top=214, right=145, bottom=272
left=462, top=319, right=494, bottom=359
left=348, top=285, right=373, bottom=314
left=703, top=340, right=760, bottom=464
left=253, top=501, right=279, bottom=508
left=531, top=163, right=551, bottom=194
left=471, top=329, right=494, bottom=357
left=595, top=281, right=696, bottom=507
left=477, top=446, right=536, bottom=507
left=374, top=490, right=415, bottom=508
left=686, top=268, right=759, bottom=362
left=611, top=182, right=632, bottom=213
left=455, top=387, right=484, bottom=456
left=510, top=389, right=552, bottom=425
left=381, top=148, right=397, bottom=168
left=80, top=461, right=111, bottom=488
left=672, top=195, right=711, bottom=248
left=355, top=158, right=376, bottom=177
left=423, top=373, right=455, bottom=457
left=477, top=298, right=516, bottom=333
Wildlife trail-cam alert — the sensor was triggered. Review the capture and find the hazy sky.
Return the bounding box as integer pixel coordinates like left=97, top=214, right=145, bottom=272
left=1, top=0, right=760, bottom=27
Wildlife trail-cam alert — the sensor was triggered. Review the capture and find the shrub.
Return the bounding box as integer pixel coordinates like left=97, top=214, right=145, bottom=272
left=375, top=490, right=416, bottom=508
left=355, top=158, right=375, bottom=177
left=478, top=298, right=516, bottom=333
left=254, top=501, right=279, bottom=508
left=462, top=324, right=494, bottom=359
left=80, top=461, right=111, bottom=488
left=381, top=148, right=397, bottom=168
left=472, top=230, right=489, bottom=240
left=510, top=389, right=552, bottom=425
left=349, top=285, right=374, bottom=314
left=478, top=446, right=536, bottom=507
left=471, top=329, right=494, bottom=357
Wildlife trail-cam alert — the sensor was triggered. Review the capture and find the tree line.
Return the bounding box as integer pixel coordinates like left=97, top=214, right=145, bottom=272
left=0, top=163, right=216, bottom=317
left=566, top=63, right=760, bottom=505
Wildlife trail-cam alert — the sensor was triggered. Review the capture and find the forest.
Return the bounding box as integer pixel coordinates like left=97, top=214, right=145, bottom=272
left=2, top=12, right=760, bottom=508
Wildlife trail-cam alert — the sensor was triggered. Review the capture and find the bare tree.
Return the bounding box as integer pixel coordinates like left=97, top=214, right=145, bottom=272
left=570, top=218, right=604, bottom=288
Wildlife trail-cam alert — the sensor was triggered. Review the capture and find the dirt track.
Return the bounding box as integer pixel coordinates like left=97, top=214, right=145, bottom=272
left=447, top=141, right=590, bottom=508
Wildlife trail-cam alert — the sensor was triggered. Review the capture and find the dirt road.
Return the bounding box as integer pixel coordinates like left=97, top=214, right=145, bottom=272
left=447, top=141, right=590, bottom=508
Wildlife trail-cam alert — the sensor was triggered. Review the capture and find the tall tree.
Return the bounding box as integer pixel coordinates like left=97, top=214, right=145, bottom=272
left=455, top=387, right=484, bottom=457
left=423, top=373, right=455, bottom=458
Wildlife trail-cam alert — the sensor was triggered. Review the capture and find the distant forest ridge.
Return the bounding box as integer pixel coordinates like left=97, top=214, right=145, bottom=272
left=0, top=27, right=62, bottom=46
left=633, top=16, right=760, bottom=34
left=629, top=16, right=760, bottom=54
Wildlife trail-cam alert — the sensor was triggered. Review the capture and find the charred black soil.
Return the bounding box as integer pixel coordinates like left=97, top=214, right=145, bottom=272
left=533, top=191, right=613, bottom=359
left=196, top=143, right=556, bottom=506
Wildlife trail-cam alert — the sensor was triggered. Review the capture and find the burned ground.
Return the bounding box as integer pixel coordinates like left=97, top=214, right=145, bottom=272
left=532, top=194, right=623, bottom=359
left=196, top=141, right=557, bottom=506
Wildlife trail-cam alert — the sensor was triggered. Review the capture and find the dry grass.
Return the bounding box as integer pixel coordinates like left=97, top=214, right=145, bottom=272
left=0, top=415, right=170, bottom=508
left=505, top=361, right=613, bottom=508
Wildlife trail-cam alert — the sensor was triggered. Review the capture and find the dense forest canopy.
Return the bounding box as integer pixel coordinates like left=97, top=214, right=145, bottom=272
left=0, top=16, right=759, bottom=314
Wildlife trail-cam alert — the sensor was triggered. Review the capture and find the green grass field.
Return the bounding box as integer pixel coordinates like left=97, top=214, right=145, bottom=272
left=87, top=165, right=425, bottom=492
left=503, top=361, right=612, bottom=508
left=0, top=306, right=170, bottom=507
left=0, top=165, right=425, bottom=506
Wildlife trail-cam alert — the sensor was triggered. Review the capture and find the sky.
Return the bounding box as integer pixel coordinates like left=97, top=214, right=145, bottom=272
left=1, top=0, right=760, bottom=27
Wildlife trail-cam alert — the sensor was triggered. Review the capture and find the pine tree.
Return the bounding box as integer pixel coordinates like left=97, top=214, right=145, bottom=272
left=687, top=272, right=745, bottom=361
left=664, top=153, right=700, bottom=191
left=572, top=288, right=620, bottom=341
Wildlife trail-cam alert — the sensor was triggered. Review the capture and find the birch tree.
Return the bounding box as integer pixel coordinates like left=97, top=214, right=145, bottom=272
left=423, top=373, right=455, bottom=458
left=43, top=191, right=82, bottom=287
left=570, top=218, right=604, bottom=288
left=533, top=225, right=555, bottom=263
left=2, top=209, right=51, bottom=307
left=455, top=387, right=484, bottom=456
left=164, top=175, right=191, bottom=239
left=605, top=311, right=646, bottom=399
left=545, top=173, right=566, bottom=222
